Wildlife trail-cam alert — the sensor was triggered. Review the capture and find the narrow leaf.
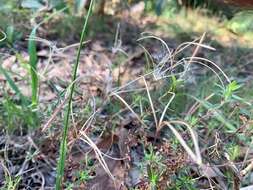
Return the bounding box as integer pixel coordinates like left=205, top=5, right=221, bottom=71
left=28, top=28, right=38, bottom=107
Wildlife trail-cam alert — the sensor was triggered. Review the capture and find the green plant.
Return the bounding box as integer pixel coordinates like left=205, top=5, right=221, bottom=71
left=28, top=7, right=68, bottom=109
left=0, top=61, right=38, bottom=132
left=227, top=11, right=253, bottom=34
left=0, top=63, right=27, bottom=104
left=55, top=0, right=94, bottom=189
left=1, top=174, right=21, bottom=190
left=144, top=0, right=180, bottom=16
left=170, top=75, right=183, bottom=92
left=0, top=7, right=68, bottom=133
left=77, top=170, right=92, bottom=183
left=223, top=81, right=241, bottom=101
left=144, top=146, right=163, bottom=165
left=174, top=175, right=196, bottom=190
left=147, top=165, right=160, bottom=189
left=167, top=168, right=196, bottom=190
left=1, top=97, right=36, bottom=132
left=227, top=144, right=240, bottom=161
left=65, top=182, right=74, bottom=190
left=64, top=168, right=93, bottom=188
left=144, top=146, right=165, bottom=189
left=0, top=26, right=22, bottom=47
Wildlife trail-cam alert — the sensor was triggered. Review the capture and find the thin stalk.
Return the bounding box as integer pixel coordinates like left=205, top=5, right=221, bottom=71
left=55, top=1, right=94, bottom=189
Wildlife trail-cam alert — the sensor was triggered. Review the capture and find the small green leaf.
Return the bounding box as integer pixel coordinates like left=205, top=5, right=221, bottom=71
left=228, top=144, right=240, bottom=160
left=224, top=81, right=241, bottom=101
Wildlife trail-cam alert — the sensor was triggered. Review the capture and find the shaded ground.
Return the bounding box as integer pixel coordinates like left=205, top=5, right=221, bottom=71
left=0, top=6, right=253, bottom=190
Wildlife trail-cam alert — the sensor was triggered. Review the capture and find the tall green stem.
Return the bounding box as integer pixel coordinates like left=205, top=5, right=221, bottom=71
left=55, top=1, right=94, bottom=189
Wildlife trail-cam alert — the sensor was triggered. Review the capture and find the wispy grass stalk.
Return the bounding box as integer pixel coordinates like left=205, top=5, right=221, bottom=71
left=55, top=1, right=94, bottom=189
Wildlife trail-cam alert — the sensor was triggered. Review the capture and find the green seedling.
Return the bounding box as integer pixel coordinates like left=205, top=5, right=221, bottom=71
left=77, top=170, right=92, bottom=184
left=147, top=164, right=160, bottom=189
left=1, top=175, right=21, bottom=190
left=174, top=175, right=196, bottom=190
left=169, top=168, right=196, bottom=190
left=65, top=182, right=74, bottom=190
left=227, top=144, right=240, bottom=161
left=170, top=75, right=183, bottom=92
left=144, top=146, right=165, bottom=189
left=145, top=146, right=162, bottom=164
left=2, top=96, right=38, bottom=132
left=224, top=81, right=241, bottom=101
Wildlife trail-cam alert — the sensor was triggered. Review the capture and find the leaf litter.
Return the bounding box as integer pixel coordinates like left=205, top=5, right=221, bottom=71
left=0, top=13, right=253, bottom=189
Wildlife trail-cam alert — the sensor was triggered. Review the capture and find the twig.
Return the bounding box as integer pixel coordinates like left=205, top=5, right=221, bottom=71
left=189, top=32, right=206, bottom=65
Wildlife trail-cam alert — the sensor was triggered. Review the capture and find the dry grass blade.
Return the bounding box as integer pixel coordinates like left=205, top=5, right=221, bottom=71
left=158, top=92, right=175, bottom=127
left=41, top=76, right=82, bottom=132
left=186, top=57, right=231, bottom=83
left=80, top=131, right=115, bottom=180
left=173, top=35, right=216, bottom=58
left=112, top=23, right=128, bottom=56
left=137, top=34, right=171, bottom=55
left=162, top=121, right=202, bottom=165
left=112, top=71, right=153, bottom=93
left=138, top=44, right=155, bottom=68
left=189, top=32, right=206, bottom=64
left=57, top=40, right=90, bottom=52
left=0, top=159, right=11, bottom=179
left=241, top=134, right=253, bottom=169
left=0, top=29, right=6, bottom=42
left=137, top=34, right=174, bottom=67
left=114, top=87, right=146, bottom=94
left=142, top=76, right=158, bottom=127
left=240, top=160, right=253, bottom=177
left=111, top=92, right=148, bottom=128
left=81, top=98, right=98, bottom=132
left=184, top=60, right=226, bottom=87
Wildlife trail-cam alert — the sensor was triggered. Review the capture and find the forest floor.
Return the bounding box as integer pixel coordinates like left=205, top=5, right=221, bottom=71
left=0, top=6, right=253, bottom=190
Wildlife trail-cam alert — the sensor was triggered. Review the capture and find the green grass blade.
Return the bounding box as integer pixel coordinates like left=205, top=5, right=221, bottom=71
left=28, top=28, right=38, bottom=107
left=0, top=63, right=27, bottom=104
left=27, top=8, right=67, bottom=108
left=55, top=0, right=94, bottom=189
